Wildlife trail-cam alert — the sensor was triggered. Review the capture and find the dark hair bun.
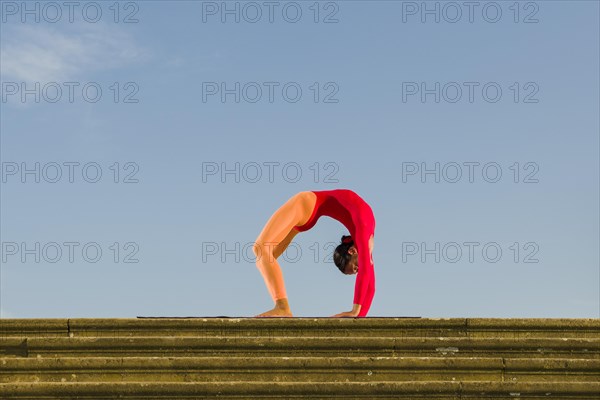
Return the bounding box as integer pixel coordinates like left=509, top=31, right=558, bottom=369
left=333, top=234, right=354, bottom=273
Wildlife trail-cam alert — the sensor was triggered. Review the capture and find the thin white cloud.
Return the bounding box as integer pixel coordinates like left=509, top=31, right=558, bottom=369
left=0, top=308, right=14, bottom=318
left=1, top=23, right=149, bottom=82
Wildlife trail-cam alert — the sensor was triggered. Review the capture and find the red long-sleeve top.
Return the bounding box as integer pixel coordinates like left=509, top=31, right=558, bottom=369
left=293, top=189, right=376, bottom=316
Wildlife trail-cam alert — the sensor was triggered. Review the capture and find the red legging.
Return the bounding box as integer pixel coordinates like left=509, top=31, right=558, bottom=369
left=252, top=192, right=316, bottom=302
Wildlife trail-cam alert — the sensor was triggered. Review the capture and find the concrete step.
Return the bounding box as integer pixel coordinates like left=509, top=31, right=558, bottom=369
left=2, top=356, right=598, bottom=383
left=2, top=318, right=598, bottom=338
left=2, top=336, right=598, bottom=358
left=1, top=381, right=599, bottom=399
left=2, top=318, right=597, bottom=399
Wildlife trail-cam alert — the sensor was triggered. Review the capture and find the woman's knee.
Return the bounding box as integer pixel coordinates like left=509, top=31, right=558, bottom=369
left=253, top=240, right=276, bottom=263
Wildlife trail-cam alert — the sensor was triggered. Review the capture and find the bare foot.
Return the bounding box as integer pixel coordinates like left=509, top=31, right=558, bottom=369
left=254, top=307, right=293, bottom=318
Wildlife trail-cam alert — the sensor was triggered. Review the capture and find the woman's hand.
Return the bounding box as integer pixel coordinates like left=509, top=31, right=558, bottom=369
left=331, top=304, right=361, bottom=318
left=331, top=310, right=358, bottom=318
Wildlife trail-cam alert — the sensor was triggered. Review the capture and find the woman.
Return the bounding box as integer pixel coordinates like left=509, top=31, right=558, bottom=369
left=253, top=189, right=376, bottom=318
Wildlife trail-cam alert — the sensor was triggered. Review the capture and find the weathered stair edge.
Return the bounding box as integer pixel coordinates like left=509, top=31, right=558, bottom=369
left=1, top=381, right=599, bottom=398
left=2, top=336, right=598, bottom=359
left=2, top=356, right=598, bottom=383
left=1, top=318, right=599, bottom=338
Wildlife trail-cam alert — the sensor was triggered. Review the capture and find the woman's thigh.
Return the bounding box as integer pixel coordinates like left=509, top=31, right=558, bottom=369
left=255, top=192, right=305, bottom=248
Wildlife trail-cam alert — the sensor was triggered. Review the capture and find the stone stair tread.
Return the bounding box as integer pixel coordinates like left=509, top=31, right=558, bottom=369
left=1, top=381, right=599, bottom=395
left=3, top=355, right=599, bottom=369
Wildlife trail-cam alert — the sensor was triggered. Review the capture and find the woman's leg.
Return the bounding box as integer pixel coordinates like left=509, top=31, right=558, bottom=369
left=255, top=228, right=298, bottom=303
left=253, top=192, right=315, bottom=317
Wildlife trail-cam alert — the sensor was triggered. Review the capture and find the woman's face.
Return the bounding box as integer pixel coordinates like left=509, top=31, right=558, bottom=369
left=343, top=246, right=359, bottom=275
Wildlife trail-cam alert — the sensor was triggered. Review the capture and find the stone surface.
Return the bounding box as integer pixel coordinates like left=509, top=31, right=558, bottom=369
left=1, top=317, right=599, bottom=399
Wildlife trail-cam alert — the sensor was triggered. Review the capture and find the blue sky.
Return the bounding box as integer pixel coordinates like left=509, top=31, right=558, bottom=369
left=1, top=0, right=598, bottom=318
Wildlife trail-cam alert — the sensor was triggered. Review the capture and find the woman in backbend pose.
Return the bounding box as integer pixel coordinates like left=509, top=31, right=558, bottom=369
left=253, top=189, right=376, bottom=318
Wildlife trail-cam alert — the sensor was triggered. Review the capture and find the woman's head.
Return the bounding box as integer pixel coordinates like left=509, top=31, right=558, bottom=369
left=333, top=235, right=359, bottom=275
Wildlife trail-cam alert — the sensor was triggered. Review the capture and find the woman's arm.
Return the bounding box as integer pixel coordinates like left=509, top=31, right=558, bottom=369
left=353, top=232, right=375, bottom=312
left=331, top=233, right=374, bottom=318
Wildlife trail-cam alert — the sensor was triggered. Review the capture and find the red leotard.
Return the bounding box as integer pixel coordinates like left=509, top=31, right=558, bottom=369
left=293, top=189, right=376, bottom=317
